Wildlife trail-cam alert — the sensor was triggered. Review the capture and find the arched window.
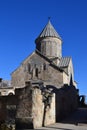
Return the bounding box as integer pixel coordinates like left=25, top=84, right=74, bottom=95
left=28, top=63, right=31, bottom=72
left=35, top=68, right=38, bottom=77
left=43, top=63, right=46, bottom=70
left=70, top=75, right=73, bottom=86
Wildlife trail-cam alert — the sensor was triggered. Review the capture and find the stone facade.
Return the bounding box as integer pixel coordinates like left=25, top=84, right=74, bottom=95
left=11, top=51, right=63, bottom=88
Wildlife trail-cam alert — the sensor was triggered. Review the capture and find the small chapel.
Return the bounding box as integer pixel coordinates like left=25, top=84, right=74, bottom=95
left=0, top=20, right=78, bottom=129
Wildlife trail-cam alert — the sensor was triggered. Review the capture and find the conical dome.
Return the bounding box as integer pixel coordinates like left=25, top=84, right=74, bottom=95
left=35, top=20, right=61, bottom=43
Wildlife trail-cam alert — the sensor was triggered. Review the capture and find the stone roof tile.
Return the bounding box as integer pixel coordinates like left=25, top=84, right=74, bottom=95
left=35, top=20, right=61, bottom=43
left=58, top=57, right=71, bottom=68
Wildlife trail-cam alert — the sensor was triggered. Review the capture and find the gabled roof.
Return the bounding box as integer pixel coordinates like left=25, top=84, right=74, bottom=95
left=35, top=50, right=69, bottom=75
left=35, top=49, right=63, bottom=72
left=58, top=57, right=71, bottom=68
left=11, top=49, right=69, bottom=76
left=35, top=20, right=61, bottom=43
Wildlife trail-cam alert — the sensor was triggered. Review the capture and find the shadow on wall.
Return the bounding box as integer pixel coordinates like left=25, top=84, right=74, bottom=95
left=61, top=107, right=87, bottom=125
left=46, top=84, right=78, bottom=122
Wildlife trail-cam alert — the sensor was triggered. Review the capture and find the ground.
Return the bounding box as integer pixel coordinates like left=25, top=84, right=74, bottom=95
left=36, top=108, right=87, bottom=130
left=37, top=123, right=87, bottom=130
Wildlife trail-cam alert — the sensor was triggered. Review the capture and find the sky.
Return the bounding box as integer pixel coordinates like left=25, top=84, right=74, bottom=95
left=0, top=0, right=87, bottom=97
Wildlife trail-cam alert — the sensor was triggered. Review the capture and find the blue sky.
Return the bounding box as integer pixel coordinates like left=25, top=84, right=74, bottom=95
left=0, top=0, right=87, bottom=96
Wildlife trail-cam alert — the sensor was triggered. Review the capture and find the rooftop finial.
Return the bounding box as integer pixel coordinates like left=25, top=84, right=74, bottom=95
left=48, top=17, right=51, bottom=21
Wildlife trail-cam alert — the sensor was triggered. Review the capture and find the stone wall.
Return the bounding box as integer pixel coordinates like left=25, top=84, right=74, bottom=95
left=56, top=85, right=78, bottom=121
left=32, top=87, right=55, bottom=128
left=38, top=37, right=62, bottom=59
left=15, top=83, right=32, bottom=118
left=11, top=52, right=63, bottom=88
left=42, top=65, right=63, bottom=87
left=44, top=93, right=55, bottom=126
left=0, top=81, right=78, bottom=129
left=0, top=95, right=16, bottom=123
left=32, top=88, right=44, bottom=128
left=15, top=81, right=55, bottom=129
left=15, top=82, right=33, bottom=129
left=0, top=98, right=7, bottom=122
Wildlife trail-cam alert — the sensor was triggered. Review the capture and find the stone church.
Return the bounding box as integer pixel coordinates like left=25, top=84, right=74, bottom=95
left=11, top=20, right=76, bottom=88
left=0, top=20, right=78, bottom=129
